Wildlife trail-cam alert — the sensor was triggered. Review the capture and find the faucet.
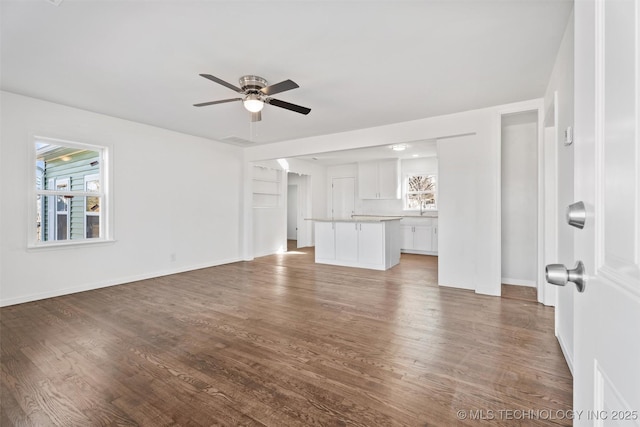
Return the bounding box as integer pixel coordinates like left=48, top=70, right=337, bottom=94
left=420, top=201, right=425, bottom=216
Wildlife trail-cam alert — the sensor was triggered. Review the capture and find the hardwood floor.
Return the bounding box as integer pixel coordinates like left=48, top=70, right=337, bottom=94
left=1, top=247, right=572, bottom=426
left=501, top=284, right=538, bottom=303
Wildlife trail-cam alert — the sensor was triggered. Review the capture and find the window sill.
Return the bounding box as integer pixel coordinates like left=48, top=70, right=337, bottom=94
left=27, top=238, right=116, bottom=251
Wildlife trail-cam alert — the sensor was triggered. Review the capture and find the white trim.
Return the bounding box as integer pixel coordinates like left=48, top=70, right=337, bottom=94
left=0, top=257, right=243, bottom=307
left=27, top=238, right=116, bottom=251
left=557, top=329, right=574, bottom=376
left=501, top=278, right=537, bottom=287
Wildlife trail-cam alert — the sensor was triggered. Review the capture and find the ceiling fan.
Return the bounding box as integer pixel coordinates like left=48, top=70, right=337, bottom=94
left=194, top=74, right=311, bottom=122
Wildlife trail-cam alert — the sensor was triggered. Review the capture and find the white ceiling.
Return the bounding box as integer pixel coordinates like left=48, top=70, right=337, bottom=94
left=296, top=139, right=438, bottom=166
left=1, top=0, right=573, bottom=147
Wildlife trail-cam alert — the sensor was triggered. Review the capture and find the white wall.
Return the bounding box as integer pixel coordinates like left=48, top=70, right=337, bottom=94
left=0, top=92, right=244, bottom=306
left=543, top=10, right=575, bottom=372
left=437, top=135, right=479, bottom=291
left=501, top=111, right=538, bottom=286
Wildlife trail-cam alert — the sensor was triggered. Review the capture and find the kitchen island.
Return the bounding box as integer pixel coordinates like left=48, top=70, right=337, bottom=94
left=311, top=216, right=402, bottom=270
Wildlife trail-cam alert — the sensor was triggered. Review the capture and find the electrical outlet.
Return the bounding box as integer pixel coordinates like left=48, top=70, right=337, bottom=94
left=170, top=253, right=176, bottom=262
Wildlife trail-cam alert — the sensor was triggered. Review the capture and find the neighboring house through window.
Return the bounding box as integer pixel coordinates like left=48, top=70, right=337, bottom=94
left=84, top=174, right=100, bottom=238
left=50, top=177, right=71, bottom=241
left=34, top=137, right=108, bottom=246
left=404, top=174, right=437, bottom=211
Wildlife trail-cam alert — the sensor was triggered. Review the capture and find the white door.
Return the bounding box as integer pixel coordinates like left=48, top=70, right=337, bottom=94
left=332, top=177, right=355, bottom=219
left=571, top=0, right=640, bottom=421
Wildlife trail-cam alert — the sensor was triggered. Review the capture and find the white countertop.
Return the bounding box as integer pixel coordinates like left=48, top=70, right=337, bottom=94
left=307, top=214, right=438, bottom=222
left=307, top=216, right=403, bottom=223
left=354, top=214, right=438, bottom=219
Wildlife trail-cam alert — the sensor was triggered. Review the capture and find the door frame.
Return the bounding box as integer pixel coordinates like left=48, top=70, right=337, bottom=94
left=494, top=99, right=546, bottom=301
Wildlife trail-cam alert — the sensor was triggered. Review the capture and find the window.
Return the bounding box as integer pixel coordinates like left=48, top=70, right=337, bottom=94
left=34, top=137, right=108, bottom=246
left=404, top=174, right=437, bottom=211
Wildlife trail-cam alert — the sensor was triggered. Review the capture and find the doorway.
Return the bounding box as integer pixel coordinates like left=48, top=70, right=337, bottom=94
left=500, top=111, right=539, bottom=291
left=287, top=184, right=298, bottom=241
left=287, top=172, right=312, bottom=249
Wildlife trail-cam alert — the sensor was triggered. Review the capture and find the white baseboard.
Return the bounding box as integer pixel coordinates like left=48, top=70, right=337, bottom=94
left=0, top=257, right=242, bottom=307
left=501, top=277, right=537, bottom=287
left=556, top=331, right=574, bottom=376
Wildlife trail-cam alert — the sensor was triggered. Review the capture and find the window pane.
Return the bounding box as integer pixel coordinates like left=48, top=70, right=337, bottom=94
left=408, top=175, right=436, bottom=192
left=36, top=160, right=45, bottom=191
left=86, top=216, right=100, bottom=238
left=36, top=195, right=43, bottom=242
left=36, top=143, right=100, bottom=192
left=405, top=174, right=437, bottom=210
left=86, top=196, right=100, bottom=213
left=56, top=195, right=70, bottom=212
left=56, top=214, right=68, bottom=240
left=86, top=180, right=99, bottom=192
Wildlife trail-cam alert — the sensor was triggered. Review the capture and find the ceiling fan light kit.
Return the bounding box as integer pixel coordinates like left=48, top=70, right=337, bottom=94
left=243, top=94, right=264, bottom=113
left=194, top=74, right=311, bottom=122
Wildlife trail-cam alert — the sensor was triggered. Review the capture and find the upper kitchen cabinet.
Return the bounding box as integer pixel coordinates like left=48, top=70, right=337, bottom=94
left=358, top=159, right=400, bottom=199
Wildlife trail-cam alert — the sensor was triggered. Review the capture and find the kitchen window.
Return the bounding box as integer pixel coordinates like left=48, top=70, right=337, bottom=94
left=33, top=137, right=109, bottom=247
left=404, top=174, right=437, bottom=211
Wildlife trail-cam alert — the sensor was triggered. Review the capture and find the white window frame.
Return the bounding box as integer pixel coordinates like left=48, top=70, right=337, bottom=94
left=403, top=173, right=438, bottom=212
left=30, top=136, right=112, bottom=248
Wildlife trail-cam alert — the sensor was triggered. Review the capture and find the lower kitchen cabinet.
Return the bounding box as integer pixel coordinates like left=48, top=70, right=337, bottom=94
left=400, top=218, right=438, bottom=255
left=314, top=218, right=401, bottom=270
left=314, top=221, right=336, bottom=260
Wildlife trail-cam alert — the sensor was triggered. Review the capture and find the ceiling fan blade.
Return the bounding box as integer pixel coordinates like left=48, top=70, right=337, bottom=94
left=260, top=79, right=299, bottom=96
left=193, top=98, right=242, bottom=107
left=199, top=74, right=243, bottom=93
left=251, top=111, right=262, bottom=122
left=266, top=98, right=311, bottom=115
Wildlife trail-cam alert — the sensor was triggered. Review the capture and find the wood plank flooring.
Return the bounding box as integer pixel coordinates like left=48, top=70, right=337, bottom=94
left=1, top=247, right=572, bottom=426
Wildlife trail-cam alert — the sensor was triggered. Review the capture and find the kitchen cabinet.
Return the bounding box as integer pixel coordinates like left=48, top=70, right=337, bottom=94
left=313, top=217, right=401, bottom=270
left=335, top=222, right=359, bottom=262
left=314, top=221, right=336, bottom=260
left=358, top=159, right=400, bottom=199
left=400, top=217, right=438, bottom=255
left=335, top=222, right=385, bottom=266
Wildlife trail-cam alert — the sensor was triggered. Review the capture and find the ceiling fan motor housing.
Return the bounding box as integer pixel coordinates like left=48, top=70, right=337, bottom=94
left=239, top=75, right=267, bottom=93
